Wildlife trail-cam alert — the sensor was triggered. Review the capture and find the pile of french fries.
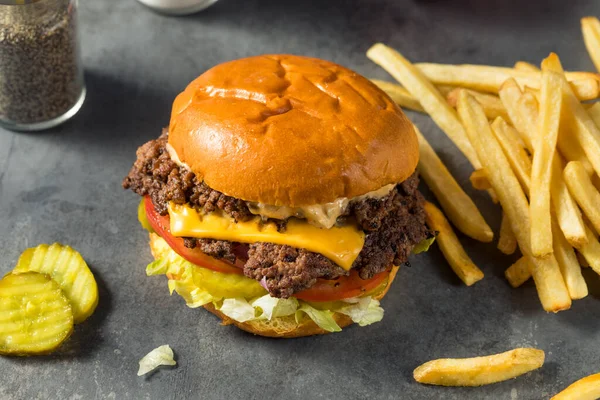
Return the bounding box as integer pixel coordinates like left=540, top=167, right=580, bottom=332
left=366, top=17, right=600, bottom=398
left=367, top=16, right=600, bottom=315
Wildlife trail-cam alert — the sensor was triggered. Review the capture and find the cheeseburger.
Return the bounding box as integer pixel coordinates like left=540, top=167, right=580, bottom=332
left=123, top=55, right=433, bottom=337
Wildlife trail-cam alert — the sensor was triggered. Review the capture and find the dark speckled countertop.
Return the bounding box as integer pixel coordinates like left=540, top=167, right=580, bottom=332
left=1, top=1, right=600, bottom=399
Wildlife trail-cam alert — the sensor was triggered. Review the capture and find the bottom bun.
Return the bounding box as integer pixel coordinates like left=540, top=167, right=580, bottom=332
left=148, top=232, right=399, bottom=338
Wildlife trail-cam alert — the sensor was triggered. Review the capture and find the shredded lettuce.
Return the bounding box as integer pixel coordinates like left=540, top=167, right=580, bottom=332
left=337, top=297, right=384, bottom=327
left=170, top=280, right=214, bottom=308
left=137, top=344, right=176, bottom=376
left=295, top=303, right=342, bottom=332
left=147, top=240, right=388, bottom=332
left=146, top=258, right=168, bottom=276
left=412, top=236, right=436, bottom=254
left=220, top=298, right=256, bottom=322
left=251, top=295, right=298, bottom=320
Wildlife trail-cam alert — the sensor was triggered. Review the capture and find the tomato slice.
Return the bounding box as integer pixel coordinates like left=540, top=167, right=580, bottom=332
left=143, top=196, right=392, bottom=302
left=294, top=268, right=391, bottom=302
left=144, top=196, right=244, bottom=275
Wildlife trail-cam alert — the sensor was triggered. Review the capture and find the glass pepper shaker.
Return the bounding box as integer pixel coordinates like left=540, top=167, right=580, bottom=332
left=0, top=0, right=85, bottom=131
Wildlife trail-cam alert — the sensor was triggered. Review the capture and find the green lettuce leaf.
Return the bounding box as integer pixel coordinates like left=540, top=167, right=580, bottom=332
left=219, top=298, right=256, bottom=322
left=137, top=344, right=176, bottom=376
left=295, top=303, right=342, bottom=332
left=251, top=295, right=298, bottom=320
left=412, top=235, right=436, bottom=254
left=146, top=236, right=386, bottom=332
left=146, top=258, right=168, bottom=276
left=337, top=297, right=384, bottom=327
left=170, top=279, right=215, bottom=308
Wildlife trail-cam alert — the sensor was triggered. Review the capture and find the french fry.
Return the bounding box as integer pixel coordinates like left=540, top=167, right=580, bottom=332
left=578, top=224, right=600, bottom=275
left=577, top=251, right=590, bottom=268
left=551, top=155, right=588, bottom=248
left=415, top=127, right=493, bottom=242
left=498, top=79, right=535, bottom=151
left=549, top=58, right=600, bottom=179
left=582, top=16, right=600, bottom=72
left=564, top=161, right=600, bottom=235
left=436, top=85, right=456, bottom=97
left=557, top=126, right=595, bottom=177
left=514, top=61, right=540, bottom=72
left=370, top=79, right=425, bottom=113
left=413, top=348, right=545, bottom=387
left=529, top=54, right=564, bottom=257
left=446, top=88, right=509, bottom=121
left=586, top=101, right=600, bottom=127
left=552, top=372, right=600, bottom=400
left=457, top=90, right=571, bottom=312
left=470, top=169, right=491, bottom=191
left=423, top=201, right=485, bottom=286
left=416, top=62, right=600, bottom=101
left=505, top=256, right=532, bottom=288
left=499, top=79, right=588, bottom=248
left=498, top=213, right=518, bottom=255
left=504, top=220, right=588, bottom=300
left=366, top=44, right=481, bottom=169
left=551, top=219, right=588, bottom=300
left=490, top=117, right=532, bottom=195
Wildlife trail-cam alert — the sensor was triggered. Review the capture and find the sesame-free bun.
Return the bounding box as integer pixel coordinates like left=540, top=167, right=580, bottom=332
left=148, top=232, right=398, bottom=338
left=168, top=54, right=418, bottom=207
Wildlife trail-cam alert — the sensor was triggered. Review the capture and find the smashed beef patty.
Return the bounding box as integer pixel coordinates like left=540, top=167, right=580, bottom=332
left=123, top=131, right=430, bottom=298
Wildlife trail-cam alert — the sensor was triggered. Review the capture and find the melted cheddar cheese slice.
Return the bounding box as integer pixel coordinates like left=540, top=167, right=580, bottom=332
left=168, top=203, right=365, bottom=271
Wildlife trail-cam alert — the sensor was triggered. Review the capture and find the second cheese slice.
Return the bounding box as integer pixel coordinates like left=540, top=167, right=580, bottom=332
left=168, top=203, right=364, bottom=271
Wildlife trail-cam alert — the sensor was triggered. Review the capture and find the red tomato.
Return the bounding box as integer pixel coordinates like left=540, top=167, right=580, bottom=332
left=294, top=268, right=391, bottom=302
left=144, top=197, right=244, bottom=275
left=144, top=196, right=391, bottom=302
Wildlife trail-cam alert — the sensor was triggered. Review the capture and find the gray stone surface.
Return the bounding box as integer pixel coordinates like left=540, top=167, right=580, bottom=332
left=1, top=0, right=599, bottom=399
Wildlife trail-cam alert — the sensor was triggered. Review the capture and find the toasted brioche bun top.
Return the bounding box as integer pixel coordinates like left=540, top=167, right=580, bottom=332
left=169, top=54, right=418, bottom=206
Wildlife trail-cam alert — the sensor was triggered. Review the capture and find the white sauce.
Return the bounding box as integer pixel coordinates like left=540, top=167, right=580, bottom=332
left=247, top=184, right=395, bottom=229
left=166, top=143, right=396, bottom=228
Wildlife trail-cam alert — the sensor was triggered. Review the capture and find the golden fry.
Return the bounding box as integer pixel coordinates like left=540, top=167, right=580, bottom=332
left=446, top=88, right=509, bottom=121
left=415, top=127, right=493, bottom=242
left=552, top=371, right=600, bottom=400
left=551, top=219, right=588, bottom=300
left=490, top=117, right=532, bottom=195
left=551, top=155, right=588, bottom=248
left=582, top=16, right=600, bottom=72
left=413, top=348, right=545, bottom=387
left=498, top=79, right=535, bottom=151
left=564, top=161, right=600, bottom=235
left=577, top=251, right=590, bottom=268
left=370, top=79, right=425, bottom=113
left=417, top=62, right=600, bottom=101
left=578, top=223, right=600, bottom=275
left=498, top=78, right=587, bottom=248
left=503, top=220, right=588, bottom=300
left=457, top=91, right=571, bottom=312
left=366, top=44, right=481, bottom=168
left=550, top=60, right=600, bottom=179
left=529, top=54, right=563, bottom=257
left=469, top=169, right=491, bottom=191
left=423, top=201, right=485, bottom=286
left=505, top=256, right=532, bottom=288
left=514, top=61, right=540, bottom=72
left=498, top=213, right=518, bottom=255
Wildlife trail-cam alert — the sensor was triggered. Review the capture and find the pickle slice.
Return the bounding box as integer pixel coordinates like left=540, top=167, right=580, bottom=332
left=13, top=243, right=98, bottom=324
left=0, top=272, right=73, bottom=356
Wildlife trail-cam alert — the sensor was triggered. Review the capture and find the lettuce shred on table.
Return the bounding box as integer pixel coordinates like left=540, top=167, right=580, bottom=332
left=147, top=244, right=386, bottom=333
left=137, top=345, right=177, bottom=376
